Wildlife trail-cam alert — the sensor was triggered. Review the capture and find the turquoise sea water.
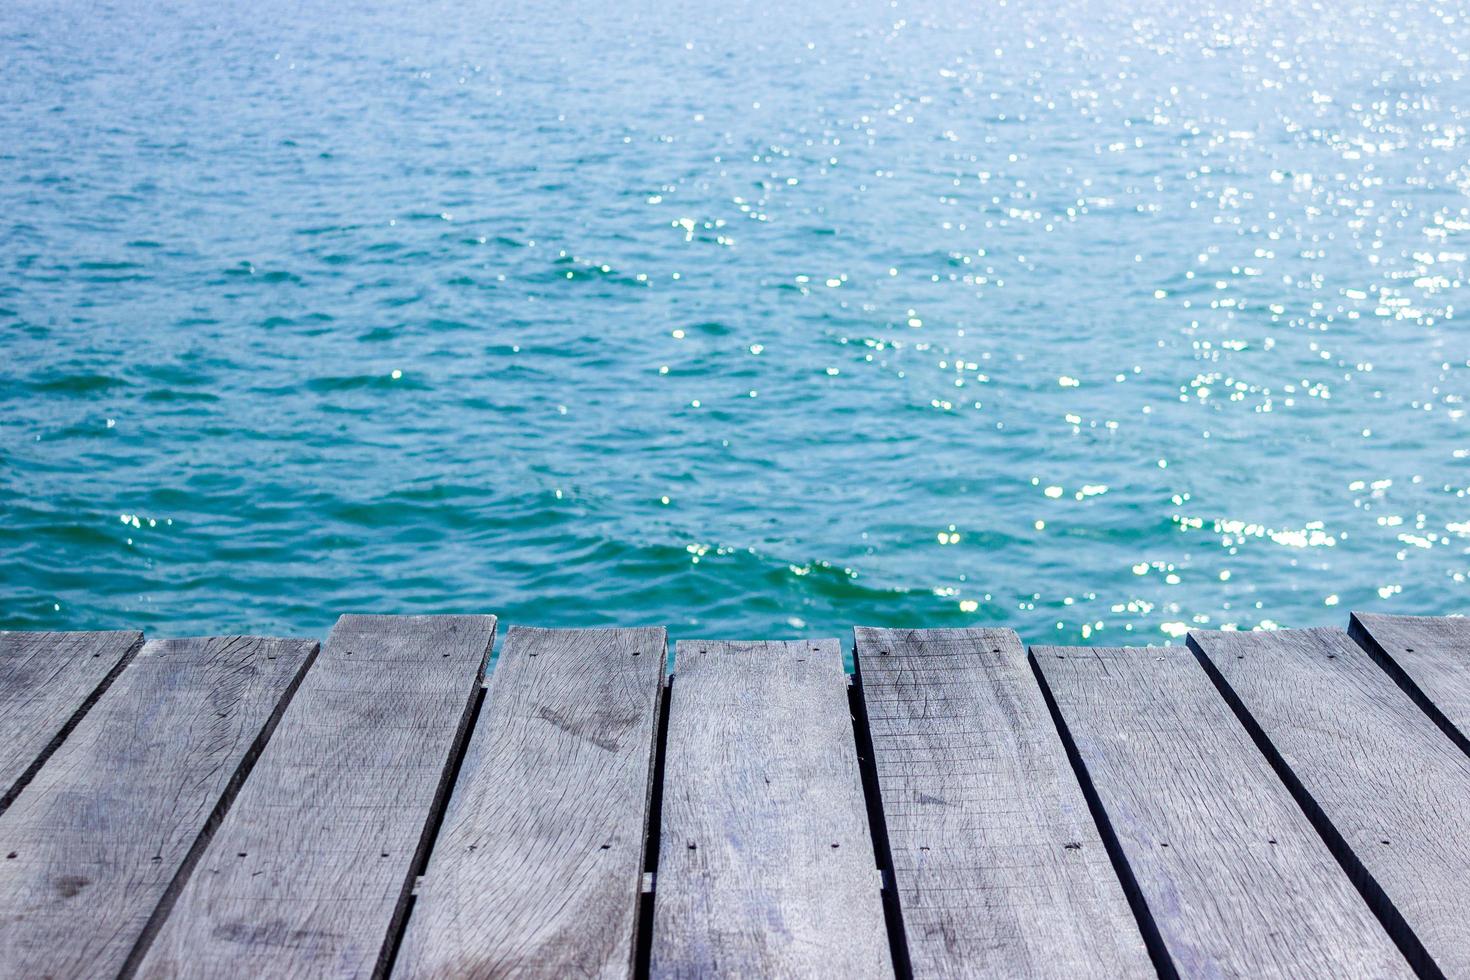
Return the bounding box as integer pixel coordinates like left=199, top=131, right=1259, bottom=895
left=2, top=0, right=1467, bottom=643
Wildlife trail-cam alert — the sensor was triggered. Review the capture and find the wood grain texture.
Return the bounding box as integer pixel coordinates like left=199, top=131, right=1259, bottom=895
left=854, top=627, right=1151, bottom=979
left=394, top=626, right=666, bottom=980
left=1349, top=613, right=1470, bottom=753
left=0, top=629, right=142, bottom=812
left=650, top=639, right=891, bottom=980
left=1191, top=627, right=1470, bottom=976
left=135, top=614, right=495, bottom=980
left=1032, top=644, right=1409, bottom=979
left=0, top=635, right=315, bottom=980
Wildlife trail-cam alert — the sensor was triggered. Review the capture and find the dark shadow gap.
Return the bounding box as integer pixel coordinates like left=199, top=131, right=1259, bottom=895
left=632, top=672, right=673, bottom=980
left=1188, top=635, right=1442, bottom=980
left=373, top=633, right=496, bottom=980
left=1028, top=650, right=1180, bottom=980
left=849, top=646, right=912, bottom=980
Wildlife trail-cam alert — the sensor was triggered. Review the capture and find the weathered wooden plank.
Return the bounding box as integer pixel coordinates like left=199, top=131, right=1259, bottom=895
left=1191, top=627, right=1470, bottom=975
left=0, top=635, right=315, bottom=979
left=1032, top=644, right=1410, bottom=979
left=394, top=626, right=666, bottom=980
left=0, top=629, right=142, bottom=812
left=854, top=627, right=1151, bottom=978
left=650, top=639, right=891, bottom=979
left=135, top=614, right=495, bottom=979
left=1349, top=612, right=1470, bottom=753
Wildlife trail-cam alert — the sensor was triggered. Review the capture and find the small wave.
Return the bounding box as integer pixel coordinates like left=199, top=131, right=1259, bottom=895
left=76, top=260, right=142, bottom=271
left=141, top=389, right=220, bottom=404
left=305, top=373, right=429, bottom=393
left=30, top=373, right=129, bottom=395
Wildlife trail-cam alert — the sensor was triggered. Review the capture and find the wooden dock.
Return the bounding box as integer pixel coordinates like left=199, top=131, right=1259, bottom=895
left=0, top=611, right=1467, bottom=978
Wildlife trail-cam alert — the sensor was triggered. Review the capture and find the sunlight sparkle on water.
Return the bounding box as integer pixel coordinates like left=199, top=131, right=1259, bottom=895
left=1, top=0, right=1466, bottom=641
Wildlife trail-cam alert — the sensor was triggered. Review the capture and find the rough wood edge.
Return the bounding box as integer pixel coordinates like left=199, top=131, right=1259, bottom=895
left=117, top=637, right=322, bottom=979
left=0, top=630, right=145, bottom=815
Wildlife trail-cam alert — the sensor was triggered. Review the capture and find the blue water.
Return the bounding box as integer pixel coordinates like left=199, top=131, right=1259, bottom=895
left=2, top=0, right=1467, bottom=644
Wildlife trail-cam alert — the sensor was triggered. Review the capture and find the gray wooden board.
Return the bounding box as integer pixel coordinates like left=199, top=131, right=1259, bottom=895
left=1032, top=644, right=1410, bottom=979
left=854, top=627, right=1151, bottom=978
left=1350, top=613, right=1470, bottom=752
left=1192, top=627, right=1470, bottom=975
left=394, top=626, right=666, bottom=980
left=0, top=635, right=316, bottom=979
left=0, top=629, right=142, bottom=812
left=135, top=614, right=495, bottom=980
left=650, top=640, right=891, bottom=979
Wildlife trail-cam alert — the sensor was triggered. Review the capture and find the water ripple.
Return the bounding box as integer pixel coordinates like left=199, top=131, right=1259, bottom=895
left=2, top=0, right=1467, bottom=642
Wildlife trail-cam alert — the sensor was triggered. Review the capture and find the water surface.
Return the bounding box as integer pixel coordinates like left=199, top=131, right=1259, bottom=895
left=2, top=0, right=1467, bottom=642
